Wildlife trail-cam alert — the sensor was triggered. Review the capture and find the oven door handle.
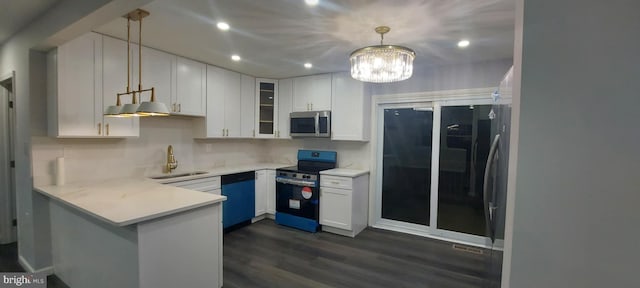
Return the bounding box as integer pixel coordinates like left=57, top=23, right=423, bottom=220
left=276, top=177, right=316, bottom=187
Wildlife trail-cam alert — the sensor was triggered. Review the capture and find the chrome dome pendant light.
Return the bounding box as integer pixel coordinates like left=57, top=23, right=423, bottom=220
left=105, top=9, right=169, bottom=117
left=349, top=26, right=416, bottom=83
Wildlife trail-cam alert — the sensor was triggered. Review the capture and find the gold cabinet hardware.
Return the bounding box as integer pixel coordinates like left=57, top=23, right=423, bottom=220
left=98, top=123, right=102, bottom=135
left=106, top=124, right=110, bottom=136
left=172, top=103, right=176, bottom=112
left=178, top=103, right=181, bottom=112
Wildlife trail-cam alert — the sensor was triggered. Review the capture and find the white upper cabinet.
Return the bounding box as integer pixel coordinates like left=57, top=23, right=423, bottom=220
left=255, top=79, right=278, bottom=138
left=240, top=75, right=256, bottom=138
left=331, top=72, right=370, bottom=141
left=48, top=32, right=100, bottom=137
left=224, top=70, right=242, bottom=137
left=292, top=74, right=332, bottom=112
left=48, top=32, right=138, bottom=138
left=202, top=65, right=226, bottom=138
left=276, top=78, right=292, bottom=139
left=102, top=36, right=139, bottom=137
left=175, top=57, right=206, bottom=116
left=138, top=45, right=175, bottom=111
left=196, top=65, right=241, bottom=138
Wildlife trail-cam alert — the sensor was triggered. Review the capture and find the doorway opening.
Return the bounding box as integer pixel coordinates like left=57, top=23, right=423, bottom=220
left=0, top=72, right=17, bottom=245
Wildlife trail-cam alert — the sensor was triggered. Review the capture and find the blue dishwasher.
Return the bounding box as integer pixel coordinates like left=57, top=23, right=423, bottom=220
left=221, top=171, right=255, bottom=229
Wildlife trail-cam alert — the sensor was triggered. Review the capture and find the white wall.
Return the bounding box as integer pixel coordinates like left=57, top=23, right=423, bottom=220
left=369, top=59, right=512, bottom=96
left=506, top=0, right=640, bottom=287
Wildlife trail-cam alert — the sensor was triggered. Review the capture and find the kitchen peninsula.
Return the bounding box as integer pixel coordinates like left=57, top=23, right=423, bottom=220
left=35, top=178, right=226, bottom=288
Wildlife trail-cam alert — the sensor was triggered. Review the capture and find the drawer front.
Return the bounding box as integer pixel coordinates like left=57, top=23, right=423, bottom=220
left=169, top=176, right=221, bottom=190
left=320, top=175, right=352, bottom=189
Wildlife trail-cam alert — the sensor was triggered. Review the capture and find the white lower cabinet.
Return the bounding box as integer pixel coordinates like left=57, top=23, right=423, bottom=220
left=266, top=169, right=276, bottom=214
left=320, top=187, right=352, bottom=230
left=320, top=171, right=369, bottom=237
left=255, top=170, right=267, bottom=216
left=255, top=169, right=276, bottom=218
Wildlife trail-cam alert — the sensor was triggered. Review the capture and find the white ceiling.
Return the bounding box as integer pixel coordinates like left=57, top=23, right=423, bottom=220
left=95, top=0, right=515, bottom=79
left=0, top=0, right=59, bottom=45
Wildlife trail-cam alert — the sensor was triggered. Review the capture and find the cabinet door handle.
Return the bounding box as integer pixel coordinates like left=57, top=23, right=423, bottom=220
left=106, top=124, right=110, bottom=136
left=98, top=123, right=102, bottom=135
left=222, top=129, right=225, bottom=136
left=178, top=103, right=181, bottom=112
left=311, top=103, right=313, bottom=110
left=172, top=103, right=176, bottom=112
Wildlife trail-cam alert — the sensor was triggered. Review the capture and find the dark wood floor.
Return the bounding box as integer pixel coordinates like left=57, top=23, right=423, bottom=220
left=2, top=220, right=501, bottom=288
left=224, top=220, right=502, bottom=288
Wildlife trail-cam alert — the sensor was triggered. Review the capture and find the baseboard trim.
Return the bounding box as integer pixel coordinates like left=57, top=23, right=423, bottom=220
left=18, top=255, right=54, bottom=275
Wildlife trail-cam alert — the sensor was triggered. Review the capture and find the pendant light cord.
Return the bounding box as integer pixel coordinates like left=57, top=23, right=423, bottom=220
left=138, top=11, right=143, bottom=92
left=126, top=17, right=131, bottom=93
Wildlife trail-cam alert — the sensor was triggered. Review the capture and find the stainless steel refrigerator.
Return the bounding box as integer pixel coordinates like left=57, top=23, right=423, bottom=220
left=483, top=66, right=513, bottom=287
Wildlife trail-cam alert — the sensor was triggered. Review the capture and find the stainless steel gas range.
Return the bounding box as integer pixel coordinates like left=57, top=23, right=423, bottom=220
left=275, top=150, right=337, bottom=232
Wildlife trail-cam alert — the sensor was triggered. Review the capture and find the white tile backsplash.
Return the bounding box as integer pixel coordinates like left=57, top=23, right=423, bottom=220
left=31, top=117, right=272, bottom=186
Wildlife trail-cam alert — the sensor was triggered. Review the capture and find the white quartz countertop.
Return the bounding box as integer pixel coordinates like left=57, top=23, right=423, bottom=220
left=35, top=163, right=292, bottom=227
left=320, top=168, right=369, bottom=178
left=35, top=178, right=226, bottom=227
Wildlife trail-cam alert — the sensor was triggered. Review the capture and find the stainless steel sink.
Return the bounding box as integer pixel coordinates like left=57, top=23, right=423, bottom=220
left=149, top=171, right=209, bottom=180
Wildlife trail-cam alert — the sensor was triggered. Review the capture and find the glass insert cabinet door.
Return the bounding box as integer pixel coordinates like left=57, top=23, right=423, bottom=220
left=381, top=107, right=434, bottom=225
left=256, top=79, right=277, bottom=136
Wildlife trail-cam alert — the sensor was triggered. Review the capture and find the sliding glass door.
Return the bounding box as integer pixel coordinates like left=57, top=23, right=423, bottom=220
left=376, top=101, right=499, bottom=247
left=380, top=107, right=434, bottom=226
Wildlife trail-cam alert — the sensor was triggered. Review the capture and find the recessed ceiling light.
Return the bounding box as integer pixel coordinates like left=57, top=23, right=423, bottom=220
left=217, top=22, right=230, bottom=31
left=305, top=0, right=319, bottom=6
left=457, top=39, right=470, bottom=48
left=304, top=63, right=313, bottom=69
left=231, top=54, right=241, bottom=61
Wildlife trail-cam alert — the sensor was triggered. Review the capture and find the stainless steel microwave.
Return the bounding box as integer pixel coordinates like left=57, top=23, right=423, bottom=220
left=290, top=111, right=331, bottom=138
